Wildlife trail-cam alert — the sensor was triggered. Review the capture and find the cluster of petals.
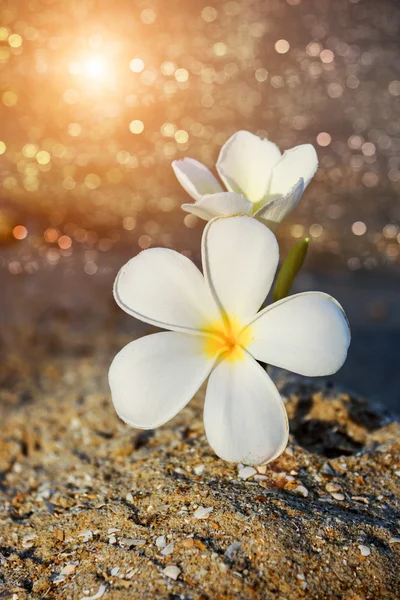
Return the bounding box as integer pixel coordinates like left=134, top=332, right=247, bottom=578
left=109, top=216, right=350, bottom=465
left=172, top=130, right=318, bottom=230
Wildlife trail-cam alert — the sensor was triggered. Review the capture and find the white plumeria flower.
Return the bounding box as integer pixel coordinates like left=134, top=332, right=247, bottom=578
left=109, top=216, right=350, bottom=465
left=172, top=130, right=318, bottom=231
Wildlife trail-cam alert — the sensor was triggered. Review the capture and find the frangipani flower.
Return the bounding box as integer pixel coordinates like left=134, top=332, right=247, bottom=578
left=109, top=216, right=350, bottom=465
left=172, top=130, right=318, bottom=231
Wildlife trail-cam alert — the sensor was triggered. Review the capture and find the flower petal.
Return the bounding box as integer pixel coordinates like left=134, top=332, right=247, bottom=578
left=114, top=248, right=220, bottom=333
left=269, top=144, right=318, bottom=198
left=216, top=131, right=281, bottom=204
left=202, top=216, right=279, bottom=324
left=247, top=292, right=351, bottom=376
left=182, top=192, right=253, bottom=221
left=254, top=179, right=304, bottom=232
left=204, top=350, right=289, bottom=464
left=172, top=157, right=223, bottom=202
left=109, top=332, right=216, bottom=429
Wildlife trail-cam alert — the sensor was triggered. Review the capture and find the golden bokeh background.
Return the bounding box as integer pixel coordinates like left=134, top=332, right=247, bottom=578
left=1, top=0, right=399, bottom=409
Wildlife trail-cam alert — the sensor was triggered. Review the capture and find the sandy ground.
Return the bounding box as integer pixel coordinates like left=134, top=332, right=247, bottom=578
left=0, top=349, right=399, bottom=600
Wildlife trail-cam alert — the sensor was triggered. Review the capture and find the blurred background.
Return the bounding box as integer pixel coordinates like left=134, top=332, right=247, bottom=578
left=0, top=0, right=399, bottom=412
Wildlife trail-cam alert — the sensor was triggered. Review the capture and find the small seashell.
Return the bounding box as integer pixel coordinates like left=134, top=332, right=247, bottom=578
left=163, top=565, right=181, bottom=580
left=160, top=542, right=174, bottom=556
left=193, top=506, right=213, bottom=519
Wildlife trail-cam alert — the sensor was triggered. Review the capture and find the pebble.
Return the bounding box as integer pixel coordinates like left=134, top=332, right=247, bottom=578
left=359, top=545, right=371, bottom=556
left=295, top=485, right=309, bottom=498
left=238, top=466, right=257, bottom=480
left=193, top=506, right=213, bottom=519
left=326, top=483, right=341, bottom=493
left=331, top=493, right=345, bottom=501
left=110, top=567, right=120, bottom=576
left=254, top=474, right=268, bottom=481
left=163, top=566, right=181, bottom=580
left=194, top=464, right=205, bottom=476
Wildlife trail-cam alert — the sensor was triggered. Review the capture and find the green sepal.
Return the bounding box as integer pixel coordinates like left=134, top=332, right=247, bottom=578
left=273, top=238, right=309, bottom=302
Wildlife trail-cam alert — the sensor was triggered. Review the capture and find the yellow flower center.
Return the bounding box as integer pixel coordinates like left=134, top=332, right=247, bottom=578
left=202, top=315, right=252, bottom=362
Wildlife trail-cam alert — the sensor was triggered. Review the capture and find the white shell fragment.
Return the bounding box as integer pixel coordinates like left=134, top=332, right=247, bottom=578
left=80, top=584, right=106, bottom=600
left=224, top=541, right=242, bottom=559
left=119, top=538, right=146, bottom=547
left=238, top=466, right=257, bottom=480
left=193, top=506, right=213, bottom=519
left=60, top=563, right=77, bottom=575
left=163, top=565, right=181, bottom=580
left=358, top=545, right=371, bottom=556
left=156, top=535, right=167, bottom=549
left=22, top=534, right=37, bottom=548
left=160, top=542, right=174, bottom=556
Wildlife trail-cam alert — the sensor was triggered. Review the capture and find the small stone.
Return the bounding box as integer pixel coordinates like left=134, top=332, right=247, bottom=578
left=238, top=466, right=257, bottom=480
left=163, top=565, right=181, bottom=580
left=193, top=506, right=213, bottom=519
left=326, top=483, right=341, bottom=493
left=331, top=493, right=345, bottom=501
left=254, top=474, right=268, bottom=481
left=359, top=545, right=371, bottom=556
left=54, top=529, right=64, bottom=542
left=194, top=464, right=205, bottom=476
left=108, top=535, right=117, bottom=545
left=160, top=542, right=174, bottom=556
left=295, top=485, right=309, bottom=498
left=257, top=465, right=267, bottom=474
left=110, top=567, right=120, bottom=576
left=182, top=538, right=195, bottom=548
left=125, top=492, right=134, bottom=503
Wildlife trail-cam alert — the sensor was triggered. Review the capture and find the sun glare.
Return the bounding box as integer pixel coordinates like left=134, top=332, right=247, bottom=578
left=83, top=55, right=108, bottom=79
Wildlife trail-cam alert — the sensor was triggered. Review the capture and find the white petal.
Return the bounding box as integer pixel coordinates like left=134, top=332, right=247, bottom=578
left=114, top=248, right=220, bottom=333
left=247, top=292, right=351, bottom=376
left=254, top=179, right=304, bottom=231
left=202, top=216, right=279, bottom=324
left=216, top=131, right=281, bottom=204
left=269, top=144, right=318, bottom=197
left=172, top=158, right=223, bottom=202
left=182, top=192, right=253, bottom=221
left=204, top=350, right=288, bottom=464
left=109, top=332, right=216, bottom=429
